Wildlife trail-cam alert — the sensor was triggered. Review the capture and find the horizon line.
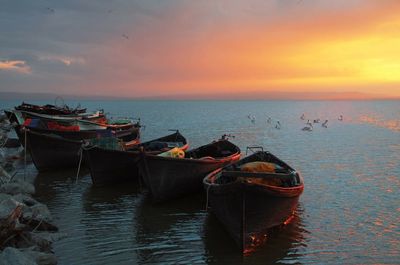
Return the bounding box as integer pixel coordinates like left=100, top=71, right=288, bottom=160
left=0, top=91, right=399, bottom=101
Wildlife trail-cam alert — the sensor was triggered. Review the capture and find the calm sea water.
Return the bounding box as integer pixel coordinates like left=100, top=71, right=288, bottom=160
left=1, top=100, right=399, bottom=264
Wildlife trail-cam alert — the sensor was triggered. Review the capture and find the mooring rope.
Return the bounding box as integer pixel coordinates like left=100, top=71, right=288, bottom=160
left=24, top=129, right=27, bottom=181
left=32, top=218, right=44, bottom=232
left=75, top=148, right=83, bottom=184
left=75, top=142, right=97, bottom=183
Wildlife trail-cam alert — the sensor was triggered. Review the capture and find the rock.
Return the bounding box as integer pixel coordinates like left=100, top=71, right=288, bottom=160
left=1, top=162, right=15, bottom=176
left=0, top=181, right=35, bottom=195
left=17, top=202, right=57, bottom=232
left=22, top=249, right=57, bottom=265
left=30, top=203, right=52, bottom=223
left=26, top=232, right=52, bottom=252
left=0, top=193, right=12, bottom=203
left=21, top=218, right=58, bottom=232
left=4, top=138, right=21, bottom=148
left=31, top=232, right=66, bottom=243
left=0, top=247, right=37, bottom=265
left=11, top=173, right=36, bottom=186
left=12, top=194, right=39, bottom=207
left=0, top=198, right=22, bottom=220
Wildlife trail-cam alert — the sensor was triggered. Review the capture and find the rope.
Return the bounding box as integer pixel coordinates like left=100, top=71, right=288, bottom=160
left=24, top=129, right=27, bottom=181
left=32, top=218, right=44, bottom=232
left=75, top=142, right=97, bottom=184
left=75, top=148, right=83, bottom=183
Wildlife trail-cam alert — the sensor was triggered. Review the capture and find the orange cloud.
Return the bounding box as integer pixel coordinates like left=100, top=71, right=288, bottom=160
left=76, top=1, right=400, bottom=99
left=0, top=60, right=31, bottom=74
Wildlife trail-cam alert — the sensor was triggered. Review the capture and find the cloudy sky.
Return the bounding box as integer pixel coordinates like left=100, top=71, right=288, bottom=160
left=1, top=0, right=400, bottom=99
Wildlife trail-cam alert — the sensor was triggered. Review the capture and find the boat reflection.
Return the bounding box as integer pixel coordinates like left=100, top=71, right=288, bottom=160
left=134, top=192, right=206, bottom=264
left=34, top=168, right=90, bottom=203
left=203, top=204, right=307, bottom=264
left=83, top=182, right=142, bottom=207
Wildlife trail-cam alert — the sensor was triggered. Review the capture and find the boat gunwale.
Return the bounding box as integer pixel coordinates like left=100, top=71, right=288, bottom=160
left=203, top=153, right=304, bottom=196
left=141, top=139, right=241, bottom=164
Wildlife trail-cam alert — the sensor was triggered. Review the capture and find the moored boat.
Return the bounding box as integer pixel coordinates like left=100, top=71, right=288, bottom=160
left=25, top=129, right=87, bottom=171
left=85, top=131, right=188, bottom=186
left=139, top=138, right=241, bottom=203
left=203, top=150, right=304, bottom=254
left=16, top=109, right=107, bottom=124
left=15, top=102, right=87, bottom=115
left=4, top=110, right=140, bottom=148
left=25, top=125, right=140, bottom=172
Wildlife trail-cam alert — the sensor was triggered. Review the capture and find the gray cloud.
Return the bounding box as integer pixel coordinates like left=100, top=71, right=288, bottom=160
left=0, top=0, right=377, bottom=96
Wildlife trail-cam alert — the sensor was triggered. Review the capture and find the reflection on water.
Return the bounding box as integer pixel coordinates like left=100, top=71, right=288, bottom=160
left=204, top=205, right=307, bottom=265
left=359, top=115, right=400, bottom=132
left=20, top=100, right=399, bottom=264
left=135, top=193, right=206, bottom=264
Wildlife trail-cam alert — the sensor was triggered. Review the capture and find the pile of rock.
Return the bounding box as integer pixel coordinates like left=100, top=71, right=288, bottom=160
left=0, top=113, right=62, bottom=265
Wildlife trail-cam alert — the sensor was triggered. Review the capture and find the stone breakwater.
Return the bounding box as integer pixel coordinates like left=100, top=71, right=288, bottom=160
left=0, top=113, right=63, bottom=265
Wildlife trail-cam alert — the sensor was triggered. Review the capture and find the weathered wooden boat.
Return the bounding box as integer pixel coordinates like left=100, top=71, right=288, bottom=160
left=15, top=102, right=87, bottom=115
left=25, top=129, right=86, bottom=171
left=139, top=139, right=241, bottom=203
left=4, top=110, right=104, bottom=144
left=24, top=125, right=140, bottom=172
left=4, top=110, right=140, bottom=148
left=203, top=150, right=304, bottom=254
left=17, top=109, right=107, bottom=124
left=85, top=131, right=188, bottom=186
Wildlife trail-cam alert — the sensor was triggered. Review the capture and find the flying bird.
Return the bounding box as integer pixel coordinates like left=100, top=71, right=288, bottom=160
left=122, top=34, right=129, bottom=40
left=46, top=7, right=55, bottom=13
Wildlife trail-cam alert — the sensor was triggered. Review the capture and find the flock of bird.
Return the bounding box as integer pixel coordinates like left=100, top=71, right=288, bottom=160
left=246, top=113, right=344, bottom=132
left=247, top=114, right=282, bottom=129
left=300, top=114, right=343, bottom=131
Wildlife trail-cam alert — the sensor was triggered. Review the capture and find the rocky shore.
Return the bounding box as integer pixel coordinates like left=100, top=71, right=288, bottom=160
left=0, top=113, right=62, bottom=265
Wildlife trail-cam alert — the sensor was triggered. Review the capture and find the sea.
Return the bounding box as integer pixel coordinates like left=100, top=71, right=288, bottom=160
left=1, top=99, right=399, bottom=264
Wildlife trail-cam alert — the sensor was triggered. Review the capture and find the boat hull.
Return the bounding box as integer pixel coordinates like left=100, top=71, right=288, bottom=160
left=140, top=153, right=240, bottom=202
left=205, top=176, right=301, bottom=253
left=26, top=130, right=83, bottom=172
left=85, top=147, right=141, bottom=186
left=203, top=151, right=304, bottom=253
left=85, top=131, right=188, bottom=186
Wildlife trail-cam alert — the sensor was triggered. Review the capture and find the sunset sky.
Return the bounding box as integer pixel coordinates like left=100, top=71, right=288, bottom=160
left=1, top=0, right=400, bottom=99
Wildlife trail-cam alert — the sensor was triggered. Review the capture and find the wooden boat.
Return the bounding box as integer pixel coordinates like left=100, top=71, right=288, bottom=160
left=25, top=126, right=140, bottom=172
left=5, top=110, right=104, bottom=144
left=16, top=109, right=107, bottom=124
left=25, top=129, right=86, bottom=171
left=203, top=150, right=304, bottom=254
left=85, top=131, right=188, bottom=186
left=15, top=102, right=86, bottom=115
left=5, top=110, right=140, bottom=148
left=139, top=139, right=241, bottom=203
